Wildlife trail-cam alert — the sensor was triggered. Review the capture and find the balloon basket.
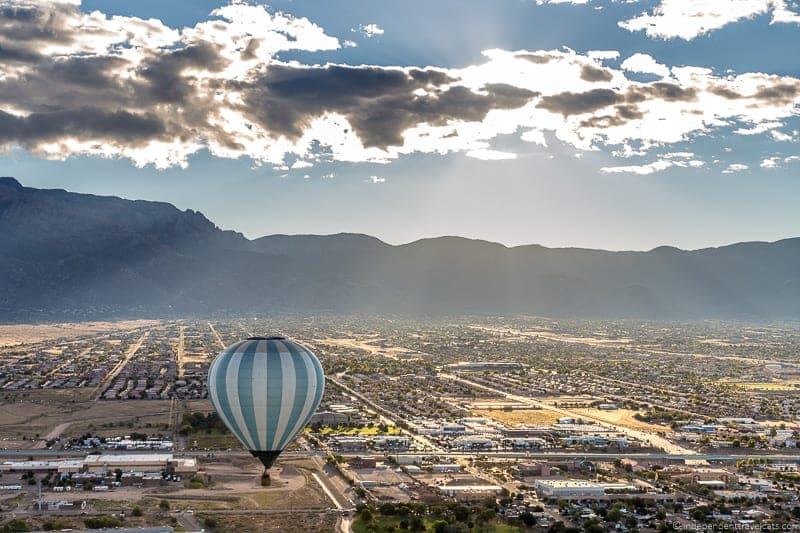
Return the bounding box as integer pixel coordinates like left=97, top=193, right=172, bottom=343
left=261, top=471, right=271, bottom=486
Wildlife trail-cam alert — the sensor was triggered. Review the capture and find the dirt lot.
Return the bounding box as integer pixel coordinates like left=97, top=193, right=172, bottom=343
left=733, top=381, right=800, bottom=392
left=570, top=408, right=670, bottom=433
left=473, top=408, right=563, bottom=426
left=0, top=398, right=174, bottom=444
left=0, top=320, right=158, bottom=347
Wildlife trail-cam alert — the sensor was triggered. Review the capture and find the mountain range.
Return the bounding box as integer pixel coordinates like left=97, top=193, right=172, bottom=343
left=1, top=176, right=798, bottom=321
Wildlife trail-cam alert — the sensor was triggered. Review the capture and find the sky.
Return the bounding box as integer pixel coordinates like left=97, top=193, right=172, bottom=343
left=1, top=0, right=799, bottom=250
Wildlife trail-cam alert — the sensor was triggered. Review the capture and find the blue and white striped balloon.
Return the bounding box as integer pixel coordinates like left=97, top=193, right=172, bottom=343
left=207, top=336, right=324, bottom=467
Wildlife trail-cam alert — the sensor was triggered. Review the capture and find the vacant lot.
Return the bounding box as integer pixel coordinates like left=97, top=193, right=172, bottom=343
left=571, top=408, right=670, bottom=433
left=734, top=381, right=800, bottom=392
left=0, top=398, right=174, bottom=444
left=0, top=320, right=158, bottom=347
left=473, top=408, right=562, bottom=426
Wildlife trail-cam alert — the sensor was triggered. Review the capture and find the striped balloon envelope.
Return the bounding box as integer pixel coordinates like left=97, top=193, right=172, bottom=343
left=207, top=336, right=324, bottom=481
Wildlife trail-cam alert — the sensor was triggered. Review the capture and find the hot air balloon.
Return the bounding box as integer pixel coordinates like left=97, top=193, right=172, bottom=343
left=207, top=336, right=324, bottom=485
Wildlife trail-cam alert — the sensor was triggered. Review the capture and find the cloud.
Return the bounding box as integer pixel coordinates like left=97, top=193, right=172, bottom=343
left=0, top=1, right=799, bottom=171
left=722, top=163, right=750, bottom=173
left=620, top=0, right=800, bottom=41
left=535, top=0, right=592, bottom=4
left=357, top=23, right=384, bottom=37
left=368, top=175, right=385, bottom=183
left=620, top=53, right=670, bottom=78
left=760, top=155, right=800, bottom=168
left=600, top=153, right=705, bottom=175
left=466, top=149, right=517, bottom=160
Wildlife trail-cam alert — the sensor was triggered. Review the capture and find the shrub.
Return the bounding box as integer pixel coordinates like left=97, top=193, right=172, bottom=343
left=84, top=516, right=123, bottom=529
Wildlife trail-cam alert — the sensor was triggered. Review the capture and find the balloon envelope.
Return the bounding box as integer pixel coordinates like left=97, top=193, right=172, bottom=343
left=207, top=336, right=324, bottom=469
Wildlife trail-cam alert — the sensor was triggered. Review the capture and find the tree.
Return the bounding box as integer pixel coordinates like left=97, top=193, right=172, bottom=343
left=431, top=520, right=449, bottom=533
left=453, top=505, right=470, bottom=522
left=131, top=506, right=143, bottom=517
left=519, top=511, right=537, bottom=527
left=159, top=499, right=170, bottom=511
left=1, top=519, right=30, bottom=533
left=582, top=518, right=604, bottom=533
left=359, top=508, right=373, bottom=522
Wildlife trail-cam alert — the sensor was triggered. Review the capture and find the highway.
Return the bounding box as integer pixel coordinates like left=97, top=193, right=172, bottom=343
left=3, top=447, right=799, bottom=463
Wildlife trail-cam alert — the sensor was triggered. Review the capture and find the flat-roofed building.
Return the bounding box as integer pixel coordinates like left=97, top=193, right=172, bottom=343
left=439, top=484, right=502, bottom=502
left=535, top=480, right=605, bottom=500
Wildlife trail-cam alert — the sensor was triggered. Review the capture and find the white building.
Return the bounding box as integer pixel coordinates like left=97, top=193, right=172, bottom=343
left=535, top=480, right=605, bottom=499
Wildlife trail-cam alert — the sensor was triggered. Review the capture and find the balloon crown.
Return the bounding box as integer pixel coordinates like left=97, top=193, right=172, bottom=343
left=247, top=335, right=287, bottom=341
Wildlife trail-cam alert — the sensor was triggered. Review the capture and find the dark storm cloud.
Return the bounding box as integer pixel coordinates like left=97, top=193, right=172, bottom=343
left=709, top=85, right=744, bottom=100
left=580, top=64, right=614, bottom=83
left=754, top=82, right=799, bottom=104
left=540, top=82, right=700, bottom=117
left=579, top=104, right=644, bottom=128
left=538, top=88, right=622, bottom=116
left=0, top=42, right=41, bottom=63
left=238, top=65, right=535, bottom=148
left=518, top=52, right=554, bottom=64
left=0, top=108, right=167, bottom=146
left=625, top=82, right=698, bottom=103
left=140, top=43, right=228, bottom=104
left=710, top=81, right=799, bottom=103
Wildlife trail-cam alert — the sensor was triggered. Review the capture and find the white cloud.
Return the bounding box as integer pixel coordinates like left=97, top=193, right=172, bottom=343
left=466, top=149, right=517, bottom=160
left=620, top=0, right=800, bottom=40
left=723, top=163, right=750, bottom=173
left=536, top=0, right=592, bottom=4
left=587, top=50, right=620, bottom=61
left=601, top=156, right=704, bottom=175
left=762, top=155, right=800, bottom=167
left=368, top=175, right=386, bottom=183
left=735, top=121, right=785, bottom=135
left=357, top=23, right=384, bottom=37
left=621, top=53, right=670, bottom=78
left=771, top=130, right=796, bottom=141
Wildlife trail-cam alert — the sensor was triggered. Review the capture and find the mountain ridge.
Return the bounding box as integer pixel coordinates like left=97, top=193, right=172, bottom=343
left=1, top=178, right=798, bottom=321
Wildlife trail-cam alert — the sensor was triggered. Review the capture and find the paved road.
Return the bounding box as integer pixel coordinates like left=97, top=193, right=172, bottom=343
left=328, top=376, right=445, bottom=453
left=208, top=322, right=226, bottom=350
left=34, top=422, right=72, bottom=449
left=176, top=325, right=185, bottom=378
left=4, top=447, right=799, bottom=462
left=177, top=511, right=203, bottom=531
left=92, top=331, right=149, bottom=401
